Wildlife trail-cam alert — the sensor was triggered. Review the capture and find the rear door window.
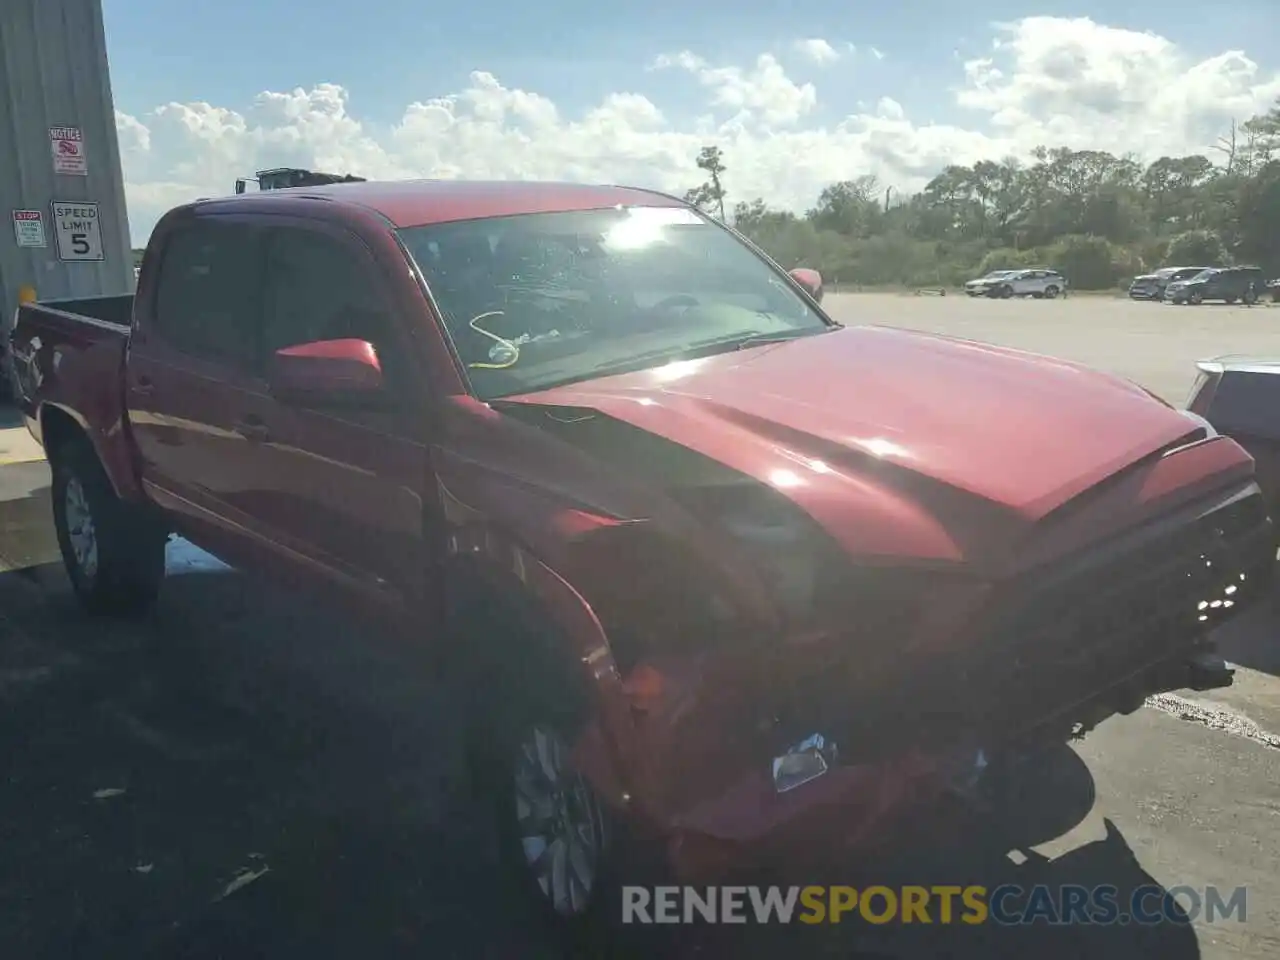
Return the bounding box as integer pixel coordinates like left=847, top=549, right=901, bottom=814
left=153, top=219, right=264, bottom=366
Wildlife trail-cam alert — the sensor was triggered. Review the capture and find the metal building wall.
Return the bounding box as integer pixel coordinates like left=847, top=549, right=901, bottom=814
left=0, top=0, right=133, bottom=319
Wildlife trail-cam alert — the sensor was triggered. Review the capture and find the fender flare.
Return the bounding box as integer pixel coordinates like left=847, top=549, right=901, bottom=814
left=442, top=529, right=637, bottom=806
left=39, top=402, right=141, bottom=501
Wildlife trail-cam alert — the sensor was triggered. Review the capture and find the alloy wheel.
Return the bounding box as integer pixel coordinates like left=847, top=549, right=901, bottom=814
left=63, top=476, right=99, bottom=580
left=513, top=725, right=608, bottom=917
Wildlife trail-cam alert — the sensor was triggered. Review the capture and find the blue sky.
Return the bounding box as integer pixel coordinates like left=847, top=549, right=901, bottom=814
left=104, top=0, right=1278, bottom=128
left=103, top=1, right=1280, bottom=245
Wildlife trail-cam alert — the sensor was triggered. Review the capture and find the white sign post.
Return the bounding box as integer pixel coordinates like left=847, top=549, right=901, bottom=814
left=11, top=210, right=47, bottom=248
left=51, top=201, right=104, bottom=262
left=49, top=126, right=88, bottom=176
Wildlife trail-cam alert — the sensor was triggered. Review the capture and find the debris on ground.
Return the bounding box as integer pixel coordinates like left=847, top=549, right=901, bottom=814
left=215, top=863, right=271, bottom=902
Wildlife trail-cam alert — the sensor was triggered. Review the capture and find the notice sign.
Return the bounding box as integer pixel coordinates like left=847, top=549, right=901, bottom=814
left=51, top=201, right=104, bottom=261
left=11, top=210, right=46, bottom=248
left=49, top=126, right=87, bottom=175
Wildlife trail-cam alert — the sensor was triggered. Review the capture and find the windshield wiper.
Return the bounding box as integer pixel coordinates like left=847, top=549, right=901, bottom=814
left=733, top=326, right=837, bottom=350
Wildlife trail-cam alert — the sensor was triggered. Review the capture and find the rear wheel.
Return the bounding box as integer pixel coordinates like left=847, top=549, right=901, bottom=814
left=51, top=438, right=166, bottom=616
left=998, top=285, right=1014, bottom=299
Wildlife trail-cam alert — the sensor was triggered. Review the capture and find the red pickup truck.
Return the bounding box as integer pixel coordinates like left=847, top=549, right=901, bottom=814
left=9, top=180, right=1274, bottom=934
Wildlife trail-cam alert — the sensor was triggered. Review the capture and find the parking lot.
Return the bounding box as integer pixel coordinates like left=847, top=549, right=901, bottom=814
left=2, top=293, right=1280, bottom=958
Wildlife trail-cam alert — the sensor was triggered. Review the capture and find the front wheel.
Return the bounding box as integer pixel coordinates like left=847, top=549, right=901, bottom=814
left=1043, top=285, right=1060, bottom=299
left=1189, top=290, right=1204, bottom=305
left=460, top=610, right=634, bottom=946
left=51, top=439, right=166, bottom=616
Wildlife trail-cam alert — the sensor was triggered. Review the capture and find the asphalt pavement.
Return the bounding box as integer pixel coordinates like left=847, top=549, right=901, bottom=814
left=2, top=296, right=1279, bottom=958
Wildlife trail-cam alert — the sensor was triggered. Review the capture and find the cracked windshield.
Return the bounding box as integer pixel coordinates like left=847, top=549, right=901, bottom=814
left=398, top=206, right=829, bottom=399
left=1, top=0, right=1278, bottom=958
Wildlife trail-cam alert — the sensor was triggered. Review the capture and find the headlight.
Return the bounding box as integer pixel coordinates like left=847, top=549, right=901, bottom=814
left=721, top=512, right=818, bottom=616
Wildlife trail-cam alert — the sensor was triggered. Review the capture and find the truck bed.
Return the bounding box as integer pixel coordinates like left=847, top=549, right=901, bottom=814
left=25, top=293, right=133, bottom=328
left=9, top=297, right=132, bottom=471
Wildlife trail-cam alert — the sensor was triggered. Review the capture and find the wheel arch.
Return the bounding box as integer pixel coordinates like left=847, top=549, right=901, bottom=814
left=441, top=539, right=636, bottom=805
left=40, top=403, right=140, bottom=501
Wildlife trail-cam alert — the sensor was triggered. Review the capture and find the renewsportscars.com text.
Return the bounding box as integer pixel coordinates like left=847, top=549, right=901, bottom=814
left=621, top=884, right=1248, bottom=926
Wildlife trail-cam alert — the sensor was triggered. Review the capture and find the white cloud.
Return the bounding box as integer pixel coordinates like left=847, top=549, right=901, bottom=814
left=869, top=47, right=886, bottom=61
left=794, top=38, right=841, bottom=65
left=650, top=50, right=817, bottom=125
left=116, top=18, right=1280, bottom=246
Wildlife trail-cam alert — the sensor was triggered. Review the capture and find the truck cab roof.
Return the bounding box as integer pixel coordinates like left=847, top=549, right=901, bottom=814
left=201, top=179, right=685, bottom=229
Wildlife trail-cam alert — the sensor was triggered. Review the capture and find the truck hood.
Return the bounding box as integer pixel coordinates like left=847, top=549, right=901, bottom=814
left=502, top=325, right=1200, bottom=563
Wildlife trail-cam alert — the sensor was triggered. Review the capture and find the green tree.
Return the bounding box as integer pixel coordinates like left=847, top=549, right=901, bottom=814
left=678, top=98, right=1280, bottom=290
left=683, top=146, right=728, bottom=220
left=1165, top=230, right=1228, bottom=267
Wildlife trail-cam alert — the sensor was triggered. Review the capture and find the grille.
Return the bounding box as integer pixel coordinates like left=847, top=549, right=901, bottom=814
left=985, top=486, right=1269, bottom=663
left=773, top=485, right=1274, bottom=758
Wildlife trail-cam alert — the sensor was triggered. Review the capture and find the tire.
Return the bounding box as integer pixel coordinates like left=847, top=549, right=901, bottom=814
left=1044, top=285, right=1060, bottom=299
left=1225, top=296, right=1237, bottom=304
left=50, top=438, right=166, bottom=616
left=1189, top=290, right=1203, bottom=305
left=461, top=602, right=634, bottom=948
left=998, top=285, right=1014, bottom=299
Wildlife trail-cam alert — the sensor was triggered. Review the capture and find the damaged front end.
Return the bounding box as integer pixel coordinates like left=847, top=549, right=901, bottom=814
left=495, top=400, right=1275, bottom=880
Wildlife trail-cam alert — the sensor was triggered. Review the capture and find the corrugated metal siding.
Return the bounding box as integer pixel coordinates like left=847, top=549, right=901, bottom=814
left=0, top=0, right=133, bottom=322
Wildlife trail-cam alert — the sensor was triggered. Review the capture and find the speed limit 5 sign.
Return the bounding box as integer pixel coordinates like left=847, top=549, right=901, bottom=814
left=51, top=200, right=104, bottom=261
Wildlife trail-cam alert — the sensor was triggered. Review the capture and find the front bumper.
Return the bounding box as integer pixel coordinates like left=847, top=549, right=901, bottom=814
left=661, top=483, right=1273, bottom=877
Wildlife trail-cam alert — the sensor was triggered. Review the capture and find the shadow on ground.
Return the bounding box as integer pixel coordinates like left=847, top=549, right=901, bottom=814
left=0, top=540, right=1209, bottom=959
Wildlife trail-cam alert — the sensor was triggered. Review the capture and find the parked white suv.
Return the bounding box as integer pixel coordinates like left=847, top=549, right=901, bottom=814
left=965, top=268, right=1067, bottom=299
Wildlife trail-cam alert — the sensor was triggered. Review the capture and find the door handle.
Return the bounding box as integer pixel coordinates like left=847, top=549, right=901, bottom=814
left=234, top=416, right=270, bottom=442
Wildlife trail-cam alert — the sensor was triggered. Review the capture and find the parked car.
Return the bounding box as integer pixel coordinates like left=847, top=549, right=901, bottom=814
left=1187, top=357, right=1280, bottom=532
left=1164, top=266, right=1265, bottom=305
left=1268, top=278, right=1280, bottom=303
left=10, top=180, right=1274, bottom=937
left=964, top=270, right=1017, bottom=297
left=965, top=269, right=1066, bottom=299
left=1129, top=266, right=1210, bottom=301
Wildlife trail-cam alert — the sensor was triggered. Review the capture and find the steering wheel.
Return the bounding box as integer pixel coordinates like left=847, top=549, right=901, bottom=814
left=651, top=294, right=700, bottom=311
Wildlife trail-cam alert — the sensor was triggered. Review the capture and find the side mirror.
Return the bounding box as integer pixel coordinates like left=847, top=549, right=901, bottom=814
left=234, top=179, right=247, bottom=195
left=267, top=338, right=384, bottom=405
left=789, top=267, right=824, bottom=303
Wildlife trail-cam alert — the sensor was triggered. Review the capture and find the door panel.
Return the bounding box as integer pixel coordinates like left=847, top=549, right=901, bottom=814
left=234, top=404, right=432, bottom=610
left=229, top=220, right=437, bottom=615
